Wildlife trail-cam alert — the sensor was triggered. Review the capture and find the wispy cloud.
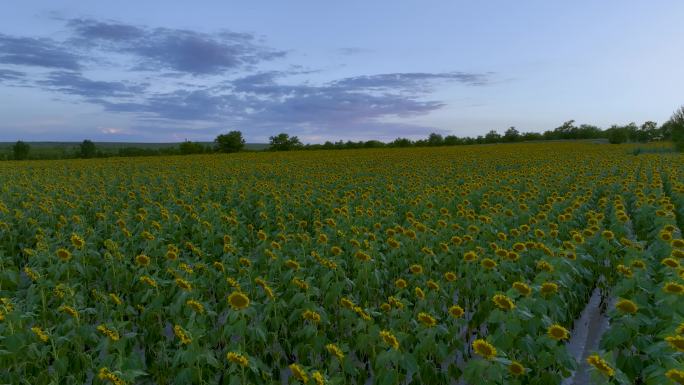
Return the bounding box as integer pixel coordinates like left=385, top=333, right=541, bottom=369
left=67, top=18, right=286, bottom=75
left=0, top=68, right=25, bottom=81
left=38, top=71, right=146, bottom=98
left=0, top=17, right=493, bottom=141
left=0, top=34, right=81, bottom=70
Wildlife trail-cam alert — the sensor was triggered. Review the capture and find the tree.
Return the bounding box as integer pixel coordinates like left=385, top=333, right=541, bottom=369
left=389, top=138, right=413, bottom=147
left=427, top=133, right=444, bottom=146
left=443, top=135, right=462, bottom=146
left=668, top=106, right=684, bottom=151
left=552, top=120, right=576, bottom=139
left=269, top=133, right=302, bottom=151
left=503, top=127, right=520, bottom=142
left=607, top=125, right=628, bottom=144
left=79, top=140, right=97, bottom=158
left=215, top=130, right=245, bottom=153
left=12, top=141, right=30, bottom=160
left=484, top=130, right=501, bottom=143
left=179, top=140, right=206, bottom=155
left=637, top=121, right=658, bottom=142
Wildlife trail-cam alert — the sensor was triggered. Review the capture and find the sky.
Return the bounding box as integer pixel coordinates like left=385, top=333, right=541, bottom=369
left=0, top=1, right=683, bottom=143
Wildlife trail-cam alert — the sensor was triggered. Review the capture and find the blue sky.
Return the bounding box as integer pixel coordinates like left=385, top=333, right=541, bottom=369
left=1, top=1, right=683, bottom=143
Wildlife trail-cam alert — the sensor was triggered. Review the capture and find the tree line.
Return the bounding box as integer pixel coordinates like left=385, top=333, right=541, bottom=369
left=5, top=106, right=684, bottom=160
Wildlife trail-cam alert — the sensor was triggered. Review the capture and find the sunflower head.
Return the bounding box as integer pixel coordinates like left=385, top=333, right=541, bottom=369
left=227, top=291, right=250, bottom=310
left=472, top=339, right=497, bottom=360
left=615, top=299, right=638, bottom=314
left=448, top=305, right=464, bottom=318
left=508, top=361, right=525, bottom=376
left=226, top=352, right=249, bottom=367
left=586, top=354, right=614, bottom=377
left=547, top=324, right=569, bottom=341
left=417, top=312, right=437, bottom=327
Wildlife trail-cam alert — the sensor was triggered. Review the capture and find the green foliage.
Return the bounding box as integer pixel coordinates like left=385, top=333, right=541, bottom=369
left=607, top=126, right=629, bottom=144
left=215, top=131, right=245, bottom=153
left=11, top=141, right=30, bottom=160
left=179, top=140, right=209, bottom=155
left=668, top=106, right=684, bottom=151
left=79, top=140, right=97, bottom=159
left=268, top=133, right=302, bottom=151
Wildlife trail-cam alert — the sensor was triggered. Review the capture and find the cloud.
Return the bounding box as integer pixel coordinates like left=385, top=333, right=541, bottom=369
left=337, top=47, right=373, bottom=55
left=66, top=18, right=286, bottom=75
left=67, top=18, right=145, bottom=41
left=0, top=34, right=81, bottom=70
left=332, top=72, right=491, bottom=90
left=0, top=17, right=494, bottom=141
left=84, top=71, right=489, bottom=132
left=0, top=69, right=25, bottom=81
left=38, top=71, right=146, bottom=98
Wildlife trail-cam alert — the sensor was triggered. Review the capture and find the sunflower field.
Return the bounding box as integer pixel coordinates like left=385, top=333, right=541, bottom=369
left=0, top=142, right=683, bottom=385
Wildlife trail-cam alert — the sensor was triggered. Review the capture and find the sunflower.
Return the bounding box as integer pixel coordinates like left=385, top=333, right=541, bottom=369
left=616, top=264, right=633, bottom=277
left=388, top=296, right=404, bottom=309
left=463, top=251, right=478, bottom=262
left=326, top=343, right=344, bottom=361
left=59, top=305, right=79, bottom=319
left=257, top=230, right=267, bottom=241
left=340, top=297, right=354, bottom=309
left=186, top=299, right=205, bottom=314
left=227, top=291, right=250, bottom=310
left=97, top=325, right=120, bottom=341
left=512, top=281, right=531, bottom=296
left=173, top=325, right=192, bottom=345
left=665, top=259, right=682, bottom=271
left=444, top=271, right=457, bottom=281
left=31, top=326, right=49, bottom=342
left=135, top=254, right=150, bottom=267
left=395, top=278, right=407, bottom=289
left=481, top=258, right=497, bottom=269
left=312, top=371, right=325, bottom=385
left=70, top=233, right=85, bottom=249
left=98, top=367, right=126, bottom=385
left=409, top=264, right=423, bottom=274
left=387, top=238, right=401, bottom=249
left=666, top=369, right=684, bottom=384
left=355, top=250, right=371, bottom=261
left=56, top=248, right=72, bottom=261
left=615, top=299, right=638, bottom=314
left=601, top=230, right=614, bottom=240
left=175, top=278, right=192, bottom=291
left=508, top=361, right=525, bottom=376
left=417, top=312, right=437, bottom=327
left=379, top=330, right=400, bottom=350
left=289, top=363, right=309, bottom=383
left=427, top=280, right=439, bottom=290
left=302, top=310, right=321, bottom=323
left=536, top=260, right=553, bottom=272
left=586, top=354, right=614, bottom=377
left=415, top=287, right=425, bottom=300
left=547, top=324, right=569, bottom=341
left=492, top=294, right=515, bottom=311
left=506, top=251, right=520, bottom=261
left=472, top=339, right=496, bottom=360
left=226, top=352, right=249, bottom=367
left=664, top=282, right=684, bottom=295
left=540, top=282, right=559, bottom=296
left=665, top=335, right=684, bottom=352
left=448, top=305, right=464, bottom=318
